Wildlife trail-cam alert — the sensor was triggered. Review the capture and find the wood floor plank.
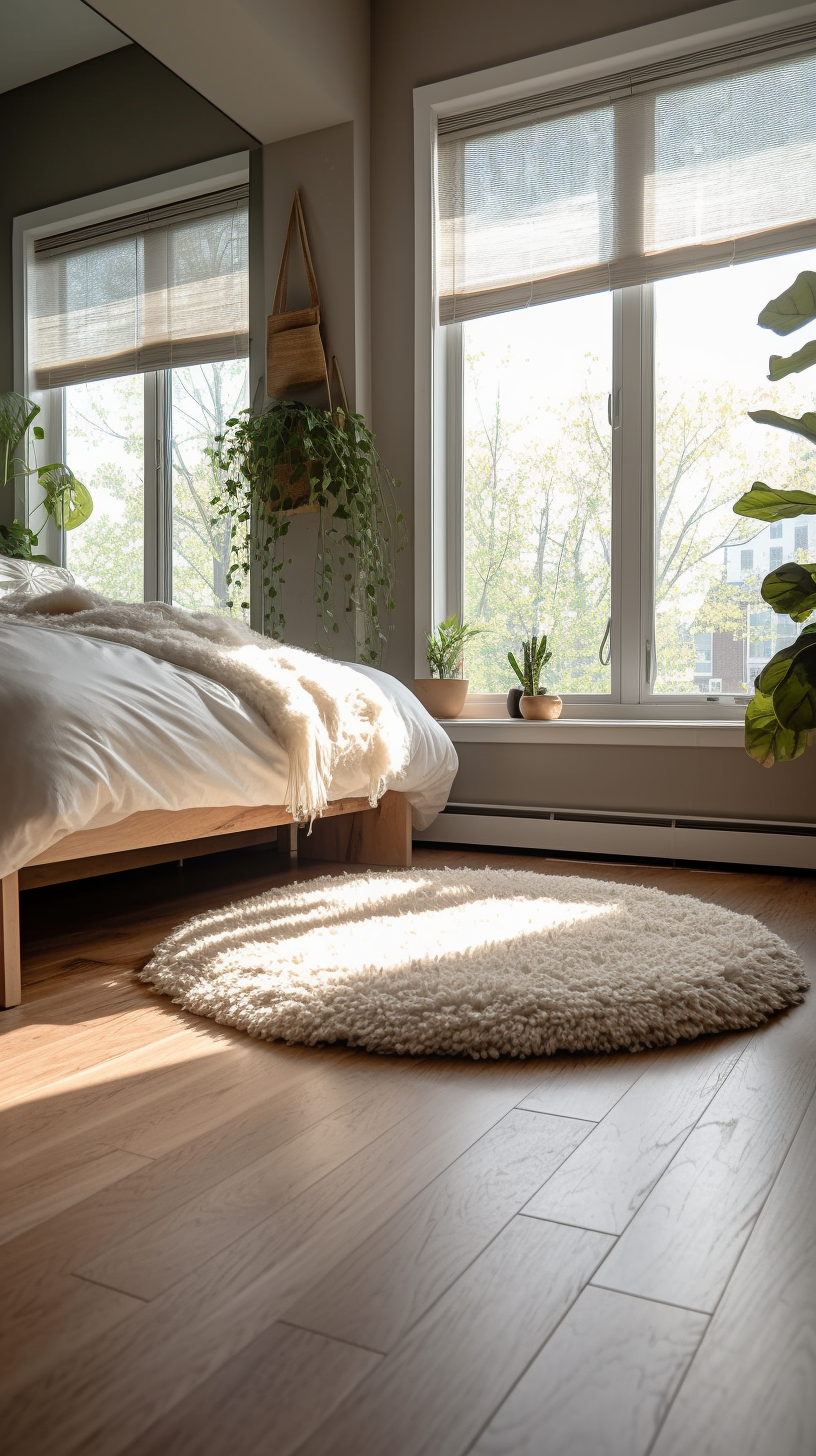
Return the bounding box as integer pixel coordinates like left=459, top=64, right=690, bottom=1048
left=0, top=1077, right=545, bottom=1452
left=0, top=1273, right=145, bottom=1401
left=518, top=1051, right=654, bottom=1121
left=0, top=1004, right=200, bottom=1101
left=594, top=993, right=816, bottom=1312
left=472, top=1284, right=707, bottom=1456
left=650, top=1087, right=816, bottom=1456
left=292, top=1217, right=613, bottom=1456
left=522, top=1034, right=750, bottom=1234
left=284, top=1107, right=590, bottom=1351
left=119, top=1323, right=379, bottom=1456
left=0, top=1139, right=153, bottom=1245
left=75, top=1072, right=459, bottom=1298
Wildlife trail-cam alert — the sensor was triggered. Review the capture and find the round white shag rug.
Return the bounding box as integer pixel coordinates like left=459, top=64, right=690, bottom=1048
left=140, top=867, right=809, bottom=1058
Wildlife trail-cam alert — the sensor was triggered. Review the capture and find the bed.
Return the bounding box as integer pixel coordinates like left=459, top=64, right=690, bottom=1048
left=0, top=585, right=457, bottom=1008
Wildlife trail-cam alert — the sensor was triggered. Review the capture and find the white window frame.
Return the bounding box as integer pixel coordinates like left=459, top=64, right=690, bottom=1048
left=413, top=0, right=816, bottom=722
left=13, top=153, right=258, bottom=614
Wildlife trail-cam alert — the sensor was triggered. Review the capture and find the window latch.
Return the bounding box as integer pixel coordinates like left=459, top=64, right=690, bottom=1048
left=599, top=616, right=611, bottom=666
left=607, top=390, right=621, bottom=428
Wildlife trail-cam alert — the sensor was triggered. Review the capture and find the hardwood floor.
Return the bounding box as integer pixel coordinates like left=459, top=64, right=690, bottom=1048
left=1, top=843, right=814, bottom=1456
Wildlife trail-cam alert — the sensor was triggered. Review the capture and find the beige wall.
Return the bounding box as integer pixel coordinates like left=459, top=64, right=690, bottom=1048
left=368, top=0, right=816, bottom=826
left=449, top=741, right=816, bottom=824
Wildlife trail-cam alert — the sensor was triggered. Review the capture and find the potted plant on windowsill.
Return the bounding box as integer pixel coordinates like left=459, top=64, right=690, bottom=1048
left=508, top=634, right=562, bottom=720
left=0, top=392, right=92, bottom=561
left=414, top=614, right=482, bottom=718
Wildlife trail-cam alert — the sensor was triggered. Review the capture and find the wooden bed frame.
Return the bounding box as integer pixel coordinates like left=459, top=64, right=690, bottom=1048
left=0, top=791, right=411, bottom=1009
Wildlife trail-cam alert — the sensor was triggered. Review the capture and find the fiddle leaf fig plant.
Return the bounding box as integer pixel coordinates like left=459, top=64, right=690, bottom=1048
left=0, top=391, right=91, bottom=560
left=209, top=394, right=405, bottom=665
left=732, top=270, right=816, bottom=766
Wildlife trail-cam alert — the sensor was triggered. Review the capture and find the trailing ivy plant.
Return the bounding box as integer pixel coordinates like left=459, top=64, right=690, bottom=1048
left=733, top=270, right=816, bottom=766
left=209, top=396, right=404, bottom=665
left=0, top=392, right=92, bottom=560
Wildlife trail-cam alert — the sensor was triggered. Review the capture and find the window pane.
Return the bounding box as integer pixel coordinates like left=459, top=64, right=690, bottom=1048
left=169, top=360, right=249, bottom=613
left=653, top=248, right=816, bottom=696
left=64, top=375, right=145, bottom=600
left=462, top=294, right=612, bottom=694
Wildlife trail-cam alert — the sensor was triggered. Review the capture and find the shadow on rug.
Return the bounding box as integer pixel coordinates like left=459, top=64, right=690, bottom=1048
left=140, top=867, right=809, bottom=1058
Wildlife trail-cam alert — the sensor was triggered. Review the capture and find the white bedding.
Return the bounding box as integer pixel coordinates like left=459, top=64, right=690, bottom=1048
left=0, top=620, right=457, bottom=879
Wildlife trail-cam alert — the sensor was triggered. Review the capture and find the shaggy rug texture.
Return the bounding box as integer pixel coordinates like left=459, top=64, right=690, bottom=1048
left=141, top=867, right=809, bottom=1058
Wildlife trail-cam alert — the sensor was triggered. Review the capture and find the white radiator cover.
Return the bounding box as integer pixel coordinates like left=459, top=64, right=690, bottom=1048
left=415, top=804, right=816, bottom=871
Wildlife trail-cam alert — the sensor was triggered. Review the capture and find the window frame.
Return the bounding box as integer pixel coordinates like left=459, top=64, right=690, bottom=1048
left=13, top=152, right=258, bottom=613
left=413, top=0, right=816, bottom=722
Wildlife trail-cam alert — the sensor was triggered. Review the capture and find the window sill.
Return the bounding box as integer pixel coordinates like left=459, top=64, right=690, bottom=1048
left=438, top=718, right=746, bottom=747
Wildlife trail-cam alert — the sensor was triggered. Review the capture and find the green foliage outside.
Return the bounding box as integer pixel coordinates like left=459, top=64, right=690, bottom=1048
left=65, top=362, right=248, bottom=611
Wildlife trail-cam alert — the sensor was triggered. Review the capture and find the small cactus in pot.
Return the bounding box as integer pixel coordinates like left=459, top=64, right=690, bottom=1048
left=508, top=634, right=562, bottom=720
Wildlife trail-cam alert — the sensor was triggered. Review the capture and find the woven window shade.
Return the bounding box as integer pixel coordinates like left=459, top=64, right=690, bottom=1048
left=29, top=186, right=249, bottom=388
left=437, top=33, right=816, bottom=324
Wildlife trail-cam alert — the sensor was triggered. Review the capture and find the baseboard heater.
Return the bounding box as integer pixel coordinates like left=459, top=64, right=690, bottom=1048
left=415, top=802, right=816, bottom=871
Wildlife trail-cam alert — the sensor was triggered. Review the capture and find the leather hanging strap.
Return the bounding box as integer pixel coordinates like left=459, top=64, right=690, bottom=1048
left=272, top=192, right=321, bottom=317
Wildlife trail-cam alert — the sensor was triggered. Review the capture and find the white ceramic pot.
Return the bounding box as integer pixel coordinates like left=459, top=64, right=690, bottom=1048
left=519, top=693, right=562, bottom=721
left=413, top=678, right=469, bottom=719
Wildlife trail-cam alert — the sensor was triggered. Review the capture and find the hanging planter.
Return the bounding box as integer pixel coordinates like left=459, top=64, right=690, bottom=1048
left=209, top=363, right=405, bottom=664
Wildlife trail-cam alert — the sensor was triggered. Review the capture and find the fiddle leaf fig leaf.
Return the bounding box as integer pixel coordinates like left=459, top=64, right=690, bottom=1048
left=733, top=482, right=816, bottom=522
left=767, top=339, right=816, bottom=381
left=771, top=641, right=816, bottom=735
left=747, top=409, right=816, bottom=445
left=761, top=562, right=816, bottom=622
left=758, top=271, right=816, bottom=336
left=744, top=689, right=808, bottom=767
left=756, top=625, right=816, bottom=694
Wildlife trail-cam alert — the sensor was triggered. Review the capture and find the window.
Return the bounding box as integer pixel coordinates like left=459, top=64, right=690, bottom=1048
left=795, top=524, right=810, bottom=555
left=429, top=24, right=816, bottom=712
left=25, top=176, right=249, bottom=607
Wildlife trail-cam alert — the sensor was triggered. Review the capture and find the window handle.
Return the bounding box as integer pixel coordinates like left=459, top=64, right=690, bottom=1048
left=599, top=616, right=612, bottom=666
left=607, top=390, right=621, bottom=428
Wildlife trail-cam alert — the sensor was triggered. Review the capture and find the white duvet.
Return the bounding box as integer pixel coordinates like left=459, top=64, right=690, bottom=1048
left=0, top=619, right=457, bottom=879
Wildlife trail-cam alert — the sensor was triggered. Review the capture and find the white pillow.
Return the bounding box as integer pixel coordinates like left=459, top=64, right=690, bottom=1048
left=0, top=559, right=75, bottom=597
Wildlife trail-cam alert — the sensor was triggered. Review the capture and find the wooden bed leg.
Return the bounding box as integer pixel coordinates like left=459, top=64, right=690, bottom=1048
left=1, top=872, right=21, bottom=1009
left=277, top=822, right=298, bottom=863
left=301, top=791, right=412, bottom=869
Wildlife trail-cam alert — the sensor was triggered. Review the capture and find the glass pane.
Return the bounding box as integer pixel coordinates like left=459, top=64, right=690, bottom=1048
left=170, top=360, right=250, bottom=614
left=462, top=294, right=613, bottom=694
left=64, top=374, right=145, bottom=600
left=653, top=247, right=816, bottom=695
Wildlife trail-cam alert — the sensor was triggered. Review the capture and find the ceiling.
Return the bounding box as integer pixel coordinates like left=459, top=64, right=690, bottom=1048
left=0, top=0, right=130, bottom=95
left=82, top=0, right=368, bottom=144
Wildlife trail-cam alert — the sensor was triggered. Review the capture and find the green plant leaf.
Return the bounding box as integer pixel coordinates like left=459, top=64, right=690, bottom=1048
left=38, top=464, right=93, bottom=530
left=744, top=689, right=807, bottom=766
left=761, top=562, right=816, bottom=621
left=747, top=408, right=816, bottom=445
left=758, top=271, right=816, bottom=336
left=755, top=625, right=816, bottom=695
left=733, top=482, right=816, bottom=521
left=771, top=641, right=816, bottom=734
left=767, top=340, right=816, bottom=381
left=0, top=391, right=40, bottom=487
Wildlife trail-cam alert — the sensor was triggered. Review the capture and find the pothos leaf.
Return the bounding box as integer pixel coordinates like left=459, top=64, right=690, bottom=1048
left=38, top=464, right=93, bottom=530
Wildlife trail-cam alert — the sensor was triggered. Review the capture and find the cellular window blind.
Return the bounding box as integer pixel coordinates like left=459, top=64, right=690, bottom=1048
left=436, top=29, right=816, bottom=324
left=28, top=185, right=249, bottom=388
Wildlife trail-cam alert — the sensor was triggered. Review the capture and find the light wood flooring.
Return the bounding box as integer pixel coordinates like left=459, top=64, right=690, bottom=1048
left=1, top=844, right=815, bottom=1456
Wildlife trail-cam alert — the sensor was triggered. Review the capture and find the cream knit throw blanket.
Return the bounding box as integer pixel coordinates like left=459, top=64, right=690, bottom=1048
left=1, top=587, right=409, bottom=822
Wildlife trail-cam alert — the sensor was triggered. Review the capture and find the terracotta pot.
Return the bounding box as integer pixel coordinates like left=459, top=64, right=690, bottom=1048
left=413, top=678, right=469, bottom=719
left=519, top=693, right=562, bottom=721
